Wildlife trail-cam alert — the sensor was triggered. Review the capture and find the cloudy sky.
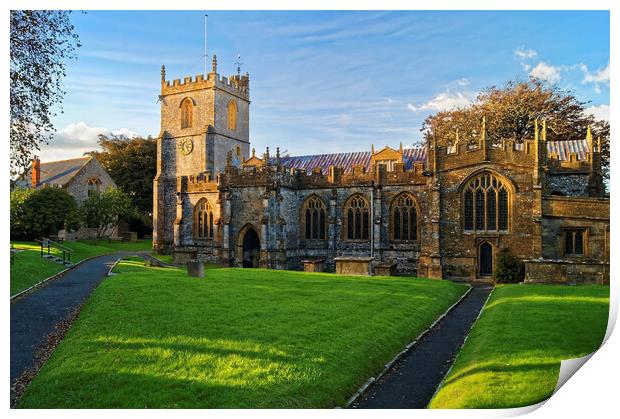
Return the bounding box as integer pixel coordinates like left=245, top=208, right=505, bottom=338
left=41, top=10, right=609, bottom=161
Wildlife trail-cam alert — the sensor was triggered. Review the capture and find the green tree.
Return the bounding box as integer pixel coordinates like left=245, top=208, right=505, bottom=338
left=10, top=187, right=81, bottom=240
left=422, top=78, right=610, bottom=180
left=81, top=188, right=134, bottom=239
left=10, top=11, right=81, bottom=176
left=86, top=134, right=156, bottom=215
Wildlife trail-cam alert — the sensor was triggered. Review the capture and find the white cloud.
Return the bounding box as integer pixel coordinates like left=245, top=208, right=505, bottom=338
left=111, top=128, right=139, bottom=138
left=514, top=47, right=537, bottom=59
left=580, top=63, right=610, bottom=94
left=584, top=104, right=610, bottom=122
left=53, top=122, right=108, bottom=148
left=38, top=122, right=142, bottom=162
left=581, top=63, right=610, bottom=84
left=455, top=78, right=469, bottom=86
left=408, top=91, right=474, bottom=112
left=529, top=61, right=561, bottom=84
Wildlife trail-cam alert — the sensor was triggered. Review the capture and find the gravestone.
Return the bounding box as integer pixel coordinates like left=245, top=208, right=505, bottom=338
left=187, top=260, right=205, bottom=278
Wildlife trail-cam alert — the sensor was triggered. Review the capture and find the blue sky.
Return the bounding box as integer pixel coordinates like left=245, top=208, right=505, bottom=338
left=42, top=10, right=610, bottom=161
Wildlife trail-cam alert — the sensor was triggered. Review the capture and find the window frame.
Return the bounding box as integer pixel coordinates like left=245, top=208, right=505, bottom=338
left=562, top=228, right=588, bottom=257
left=462, top=172, right=511, bottom=233
left=343, top=194, right=370, bottom=242
left=227, top=100, right=238, bottom=131
left=180, top=98, right=193, bottom=129
left=194, top=199, right=214, bottom=240
left=390, top=192, right=419, bottom=242
left=87, top=177, right=101, bottom=197
left=301, top=195, right=327, bottom=241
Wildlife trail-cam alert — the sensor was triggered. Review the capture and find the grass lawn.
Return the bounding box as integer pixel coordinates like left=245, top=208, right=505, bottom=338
left=10, top=240, right=153, bottom=296
left=150, top=253, right=175, bottom=265
left=19, top=260, right=468, bottom=408
left=429, top=284, right=609, bottom=409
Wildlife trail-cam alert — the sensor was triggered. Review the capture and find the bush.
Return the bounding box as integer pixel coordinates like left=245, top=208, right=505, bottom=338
left=495, top=248, right=525, bottom=283
left=81, top=187, right=134, bottom=239
left=10, top=187, right=80, bottom=240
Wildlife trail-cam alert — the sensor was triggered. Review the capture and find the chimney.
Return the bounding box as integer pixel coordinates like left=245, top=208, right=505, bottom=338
left=31, top=156, right=41, bottom=188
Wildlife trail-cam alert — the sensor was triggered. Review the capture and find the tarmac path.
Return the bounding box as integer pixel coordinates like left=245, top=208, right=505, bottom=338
left=353, top=284, right=493, bottom=409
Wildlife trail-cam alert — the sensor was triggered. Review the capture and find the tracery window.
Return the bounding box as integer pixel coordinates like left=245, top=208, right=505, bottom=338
left=463, top=172, right=509, bottom=232
left=391, top=193, right=418, bottom=241
left=87, top=177, right=101, bottom=197
left=195, top=199, right=214, bottom=239
left=344, top=194, right=370, bottom=241
left=227, top=100, right=237, bottom=131
left=181, top=98, right=193, bottom=129
left=302, top=195, right=326, bottom=240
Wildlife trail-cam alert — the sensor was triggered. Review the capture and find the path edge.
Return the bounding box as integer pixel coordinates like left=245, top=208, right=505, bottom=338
left=10, top=252, right=120, bottom=302
left=345, top=283, right=474, bottom=408
left=425, top=285, right=495, bottom=408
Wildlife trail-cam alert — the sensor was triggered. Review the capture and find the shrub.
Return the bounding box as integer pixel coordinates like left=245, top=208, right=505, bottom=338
left=81, top=187, right=134, bottom=239
left=10, top=187, right=81, bottom=240
left=495, top=248, right=525, bottom=283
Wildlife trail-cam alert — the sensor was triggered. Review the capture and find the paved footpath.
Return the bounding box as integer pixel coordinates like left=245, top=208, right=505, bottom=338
left=354, top=284, right=493, bottom=409
left=10, top=253, right=130, bottom=383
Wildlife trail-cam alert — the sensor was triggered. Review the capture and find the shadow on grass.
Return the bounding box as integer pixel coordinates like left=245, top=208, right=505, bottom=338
left=19, top=369, right=316, bottom=408
left=18, top=262, right=470, bottom=408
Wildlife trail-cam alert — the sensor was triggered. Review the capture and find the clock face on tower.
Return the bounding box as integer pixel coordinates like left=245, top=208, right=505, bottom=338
left=178, top=138, right=193, bottom=155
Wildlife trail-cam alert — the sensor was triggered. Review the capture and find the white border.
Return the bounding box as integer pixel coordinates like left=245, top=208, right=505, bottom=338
left=2, top=1, right=616, bottom=418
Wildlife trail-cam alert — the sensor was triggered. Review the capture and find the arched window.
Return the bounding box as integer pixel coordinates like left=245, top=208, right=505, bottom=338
left=227, top=100, right=237, bottom=131
left=302, top=195, right=326, bottom=240
left=391, top=193, right=418, bottom=241
left=87, top=177, right=101, bottom=197
left=181, top=98, right=193, bottom=129
left=344, top=194, right=370, bottom=241
left=195, top=199, right=214, bottom=239
left=463, top=172, right=509, bottom=232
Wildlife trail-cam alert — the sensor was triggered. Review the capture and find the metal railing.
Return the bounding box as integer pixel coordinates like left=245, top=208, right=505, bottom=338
left=35, top=237, right=74, bottom=265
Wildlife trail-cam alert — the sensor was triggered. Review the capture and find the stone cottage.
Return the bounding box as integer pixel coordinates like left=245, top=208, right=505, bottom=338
left=153, top=57, right=609, bottom=283
left=18, top=156, right=118, bottom=239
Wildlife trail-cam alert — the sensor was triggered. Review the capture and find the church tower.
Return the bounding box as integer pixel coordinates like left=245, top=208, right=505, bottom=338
left=153, top=55, right=250, bottom=252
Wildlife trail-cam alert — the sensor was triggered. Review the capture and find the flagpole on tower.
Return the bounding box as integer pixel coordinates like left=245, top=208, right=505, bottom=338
left=204, top=14, right=208, bottom=75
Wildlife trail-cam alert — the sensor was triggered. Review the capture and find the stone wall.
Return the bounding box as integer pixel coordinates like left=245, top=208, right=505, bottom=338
left=525, top=259, right=609, bottom=284
left=66, top=158, right=117, bottom=205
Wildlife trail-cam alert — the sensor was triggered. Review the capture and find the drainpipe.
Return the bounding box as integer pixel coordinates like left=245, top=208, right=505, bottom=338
left=370, top=181, right=374, bottom=259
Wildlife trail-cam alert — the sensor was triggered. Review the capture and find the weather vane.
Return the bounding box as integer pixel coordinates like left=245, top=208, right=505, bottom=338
left=235, top=54, right=243, bottom=76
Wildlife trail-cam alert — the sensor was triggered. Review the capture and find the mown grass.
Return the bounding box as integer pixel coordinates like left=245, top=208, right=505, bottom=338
left=429, top=284, right=609, bottom=409
left=150, top=253, right=175, bottom=265
left=19, top=261, right=468, bottom=408
left=10, top=240, right=152, bottom=296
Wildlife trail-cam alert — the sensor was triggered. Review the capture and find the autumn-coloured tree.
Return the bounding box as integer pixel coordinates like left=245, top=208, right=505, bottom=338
left=421, top=78, right=610, bottom=179
left=10, top=11, right=81, bottom=176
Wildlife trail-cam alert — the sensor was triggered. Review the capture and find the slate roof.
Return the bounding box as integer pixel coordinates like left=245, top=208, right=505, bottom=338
left=32, top=157, right=91, bottom=187
left=279, top=147, right=427, bottom=174
left=278, top=139, right=589, bottom=173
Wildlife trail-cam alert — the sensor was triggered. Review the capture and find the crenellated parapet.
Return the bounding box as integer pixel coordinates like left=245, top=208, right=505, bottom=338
left=180, top=172, right=221, bottom=193
left=217, top=145, right=429, bottom=190
left=438, top=118, right=601, bottom=175
left=160, top=55, right=250, bottom=99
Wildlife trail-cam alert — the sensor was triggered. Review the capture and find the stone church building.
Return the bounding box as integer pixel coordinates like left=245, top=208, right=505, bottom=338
left=153, top=56, right=609, bottom=283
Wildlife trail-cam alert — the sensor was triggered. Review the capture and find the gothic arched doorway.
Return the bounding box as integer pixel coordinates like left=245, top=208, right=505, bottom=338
left=241, top=227, right=260, bottom=268
left=478, top=242, right=493, bottom=277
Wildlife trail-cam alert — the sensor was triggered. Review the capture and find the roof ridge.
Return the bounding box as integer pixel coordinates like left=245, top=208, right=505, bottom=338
left=283, top=145, right=426, bottom=159
left=39, top=155, right=91, bottom=165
